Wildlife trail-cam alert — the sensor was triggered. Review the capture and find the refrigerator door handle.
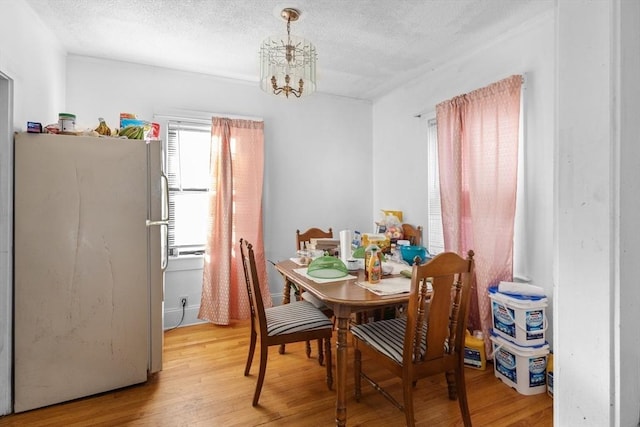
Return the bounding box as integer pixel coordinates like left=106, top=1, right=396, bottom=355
left=161, top=172, right=169, bottom=221
left=146, top=172, right=170, bottom=271
left=146, top=220, right=169, bottom=227
left=161, top=172, right=169, bottom=271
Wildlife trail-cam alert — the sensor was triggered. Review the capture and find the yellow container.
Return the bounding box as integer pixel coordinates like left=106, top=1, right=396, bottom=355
left=547, top=353, right=554, bottom=398
left=381, top=209, right=403, bottom=222
left=464, top=330, right=487, bottom=370
left=362, top=233, right=390, bottom=253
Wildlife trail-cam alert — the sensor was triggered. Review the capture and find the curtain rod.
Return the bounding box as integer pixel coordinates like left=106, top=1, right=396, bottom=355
left=412, top=73, right=527, bottom=118
left=154, top=110, right=264, bottom=123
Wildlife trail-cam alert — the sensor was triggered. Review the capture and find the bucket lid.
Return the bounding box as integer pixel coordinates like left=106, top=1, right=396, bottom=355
left=488, top=285, right=547, bottom=302
left=490, top=330, right=550, bottom=352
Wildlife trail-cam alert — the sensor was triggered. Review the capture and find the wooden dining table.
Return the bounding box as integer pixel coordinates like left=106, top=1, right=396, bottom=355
left=274, top=259, right=411, bottom=427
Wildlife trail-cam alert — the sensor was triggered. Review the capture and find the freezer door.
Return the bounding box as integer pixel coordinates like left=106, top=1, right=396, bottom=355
left=14, top=133, right=149, bottom=412
left=147, top=140, right=166, bottom=374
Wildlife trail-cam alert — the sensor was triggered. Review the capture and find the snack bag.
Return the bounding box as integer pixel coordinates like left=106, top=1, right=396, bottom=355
left=378, top=212, right=403, bottom=240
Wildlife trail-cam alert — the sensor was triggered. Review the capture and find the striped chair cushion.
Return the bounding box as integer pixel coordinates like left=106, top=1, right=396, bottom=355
left=351, top=317, right=429, bottom=364
left=265, top=301, right=333, bottom=336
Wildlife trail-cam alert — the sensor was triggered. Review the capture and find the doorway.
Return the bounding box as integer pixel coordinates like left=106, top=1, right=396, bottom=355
left=0, top=70, right=14, bottom=415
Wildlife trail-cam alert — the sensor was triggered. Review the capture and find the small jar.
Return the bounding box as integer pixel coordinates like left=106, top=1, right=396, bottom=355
left=58, top=113, right=76, bottom=132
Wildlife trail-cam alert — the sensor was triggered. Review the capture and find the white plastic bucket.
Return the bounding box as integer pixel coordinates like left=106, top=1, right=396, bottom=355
left=489, top=286, right=547, bottom=347
left=490, top=333, right=549, bottom=395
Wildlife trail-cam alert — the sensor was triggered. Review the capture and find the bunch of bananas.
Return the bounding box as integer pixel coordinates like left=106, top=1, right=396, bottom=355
left=94, top=118, right=111, bottom=136
left=119, top=125, right=145, bottom=140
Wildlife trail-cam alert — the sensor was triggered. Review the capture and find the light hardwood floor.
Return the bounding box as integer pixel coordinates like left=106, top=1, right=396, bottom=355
left=0, top=322, right=552, bottom=426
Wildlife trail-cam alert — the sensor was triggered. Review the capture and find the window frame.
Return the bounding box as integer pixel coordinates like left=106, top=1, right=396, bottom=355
left=426, top=117, right=445, bottom=255
left=161, top=118, right=213, bottom=256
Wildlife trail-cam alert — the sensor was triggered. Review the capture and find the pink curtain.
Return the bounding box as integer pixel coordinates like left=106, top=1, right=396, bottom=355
left=198, top=117, right=272, bottom=325
left=436, top=75, right=521, bottom=354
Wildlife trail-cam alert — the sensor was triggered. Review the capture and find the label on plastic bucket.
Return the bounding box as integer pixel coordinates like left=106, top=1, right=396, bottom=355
left=492, top=300, right=516, bottom=338
left=494, top=345, right=518, bottom=383
left=529, top=356, right=547, bottom=388
left=526, top=310, right=545, bottom=340
left=464, top=347, right=483, bottom=369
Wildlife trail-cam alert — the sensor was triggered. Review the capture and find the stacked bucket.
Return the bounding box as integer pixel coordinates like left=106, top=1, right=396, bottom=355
left=488, top=284, right=549, bottom=395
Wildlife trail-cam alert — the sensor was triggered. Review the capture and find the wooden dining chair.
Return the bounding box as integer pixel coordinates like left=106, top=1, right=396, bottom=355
left=292, top=227, right=335, bottom=364
left=401, top=223, right=423, bottom=246
left=239, top=238, right=333, bottom=406
left=296, top=227, right=334, bottom=251
left=351, top=250, right=475, bottom=427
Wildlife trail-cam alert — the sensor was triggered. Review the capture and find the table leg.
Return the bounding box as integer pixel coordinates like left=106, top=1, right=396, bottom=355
left=279, top=278, right=292, bottom=355
left=335, top=315, right=348, bottom=426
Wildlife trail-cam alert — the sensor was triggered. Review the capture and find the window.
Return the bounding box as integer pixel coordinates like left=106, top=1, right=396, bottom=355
left=426, top=118, right=444, bottom=255
left=165, top=121, right=212, bottom=255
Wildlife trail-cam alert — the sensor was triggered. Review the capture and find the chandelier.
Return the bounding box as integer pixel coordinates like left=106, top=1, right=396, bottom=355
left=259, top=8, right=317, bottom=98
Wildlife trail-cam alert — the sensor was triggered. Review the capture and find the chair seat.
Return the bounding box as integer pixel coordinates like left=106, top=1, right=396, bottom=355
left=351, top=317, right=443, bottom=365
left=265, top=301, right=333, bottom=336
left=351, top=317, right=408, bottom=364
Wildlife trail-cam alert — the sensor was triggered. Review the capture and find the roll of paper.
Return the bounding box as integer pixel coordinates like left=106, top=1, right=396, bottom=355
left=498, top=281, right=545, bottom=297
left=339, top=229, right=352, bottom=264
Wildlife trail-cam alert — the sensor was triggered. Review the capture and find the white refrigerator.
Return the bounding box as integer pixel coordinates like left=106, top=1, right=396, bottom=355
left=13, top=132, right=167, bottom=412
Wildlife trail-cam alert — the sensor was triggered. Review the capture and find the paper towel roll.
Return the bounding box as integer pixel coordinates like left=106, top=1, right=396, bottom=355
left=339, top=229, right=352, bottom=264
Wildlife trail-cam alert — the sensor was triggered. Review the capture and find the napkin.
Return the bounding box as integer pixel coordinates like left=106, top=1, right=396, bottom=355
left=356, top=276, right=424, bottom=296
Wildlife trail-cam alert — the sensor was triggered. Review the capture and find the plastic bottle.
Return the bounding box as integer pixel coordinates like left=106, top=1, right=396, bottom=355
left=547, top=352, right=554, bottom=398
left=352, top=231, right=361, bottom=250
left=390, top=243, right=398, bottom=262
left=463, top=329, right=486, bottom=370
left=368, top=247, right=381, bottom=284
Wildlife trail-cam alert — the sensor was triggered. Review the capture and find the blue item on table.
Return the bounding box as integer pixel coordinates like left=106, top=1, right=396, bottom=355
left=400, top=245, right=429, bottom=265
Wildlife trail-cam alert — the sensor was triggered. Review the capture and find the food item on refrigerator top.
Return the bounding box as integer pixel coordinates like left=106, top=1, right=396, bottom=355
left=94, top=118, right=112, bottom=136
left=119, top=125, right=145, bottom=139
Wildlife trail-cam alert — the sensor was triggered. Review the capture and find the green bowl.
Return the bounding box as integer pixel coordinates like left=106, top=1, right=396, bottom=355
left=307, top=256, right=348, bottom=279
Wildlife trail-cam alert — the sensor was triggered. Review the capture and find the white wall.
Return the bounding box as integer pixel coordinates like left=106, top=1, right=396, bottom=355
left=372, top=12, right=555, bottom=335
left=616, top=1, right=640, bottom=424
left=0, top=3, right=66, bottom=129
left=556, top=2, right=612, bottom=424
left=0, top=0, right=66, bottom=415
left=65, top=55, right=374, bottom=325
left=164, top=256, right=205, bottom=328
left=556, top=1, right=640, bottom=425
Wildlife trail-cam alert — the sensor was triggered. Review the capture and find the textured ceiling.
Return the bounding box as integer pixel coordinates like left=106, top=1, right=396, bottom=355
left=24, top=0, right=554, bottom=100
